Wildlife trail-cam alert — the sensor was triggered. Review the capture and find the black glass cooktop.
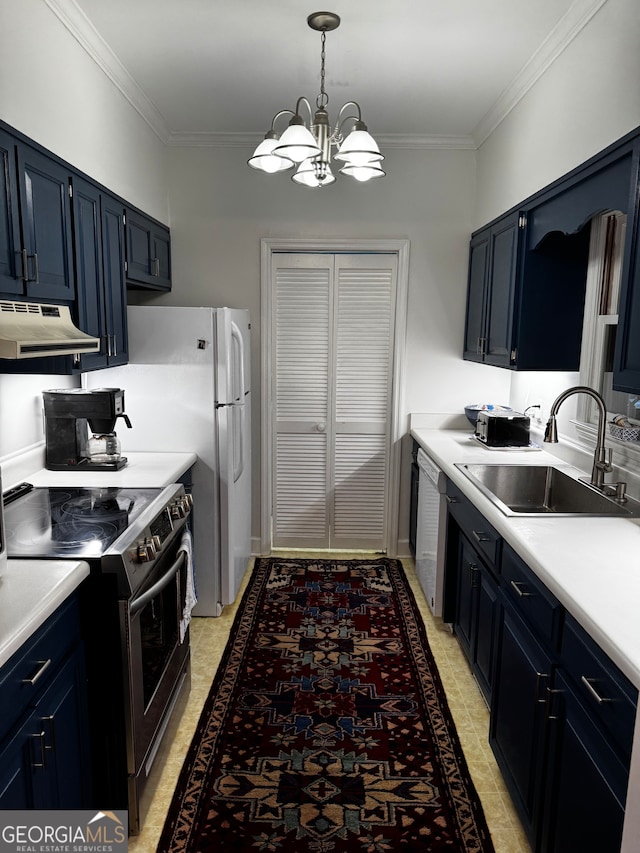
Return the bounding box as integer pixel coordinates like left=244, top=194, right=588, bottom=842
left=3, top=486, right=162, bottom=559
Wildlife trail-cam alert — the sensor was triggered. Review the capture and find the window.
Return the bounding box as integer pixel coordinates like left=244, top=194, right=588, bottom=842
left=575, top=211, right=640, bottom=446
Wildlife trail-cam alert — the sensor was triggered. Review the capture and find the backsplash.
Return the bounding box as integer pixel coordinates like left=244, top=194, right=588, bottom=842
left=0, top=374, right=78, bottom=459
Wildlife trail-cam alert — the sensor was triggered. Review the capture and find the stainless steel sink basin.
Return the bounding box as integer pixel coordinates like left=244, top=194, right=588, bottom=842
left=454, top=463, right=640, bottom=517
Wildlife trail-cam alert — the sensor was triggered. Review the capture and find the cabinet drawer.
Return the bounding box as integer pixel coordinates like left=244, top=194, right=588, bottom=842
left=501, top=544, right=562, bottom=648
left=446, top=480, right=501, bottom=567
left=0, top=596, right=81, bottom=738
left=560, top=614, right=637, bottom=761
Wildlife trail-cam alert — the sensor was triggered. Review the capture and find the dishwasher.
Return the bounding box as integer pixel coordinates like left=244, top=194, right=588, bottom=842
left=415, top=448, right=447, bottom=617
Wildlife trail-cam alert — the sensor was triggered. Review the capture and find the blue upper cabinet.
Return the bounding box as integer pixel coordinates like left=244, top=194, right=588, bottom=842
left=0, top=129, right=23, bottom=295
left=463, top=211, right=523, bottom=368
left=72, top=177, right=128, bottom=371
left=15, top=141, right=75, bottom=303
left=464, top=132, right=640, bottom=373
left=125, top=208, right=171, bottom=290
left=0, top=130, right=74, bottom=303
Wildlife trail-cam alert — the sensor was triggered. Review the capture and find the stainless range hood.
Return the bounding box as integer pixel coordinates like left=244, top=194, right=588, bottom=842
left=0, top=301, right=100, bottom=359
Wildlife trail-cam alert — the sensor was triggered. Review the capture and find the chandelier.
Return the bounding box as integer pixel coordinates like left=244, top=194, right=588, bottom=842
left=248, top=12, right=385, bottom=188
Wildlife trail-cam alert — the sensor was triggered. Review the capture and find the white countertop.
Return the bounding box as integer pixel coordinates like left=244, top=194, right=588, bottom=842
left=411, top=428, right=640, bottom=692
left=0, top=559, right=90, bottom=668
left=2, top=449, right=197, bottom=491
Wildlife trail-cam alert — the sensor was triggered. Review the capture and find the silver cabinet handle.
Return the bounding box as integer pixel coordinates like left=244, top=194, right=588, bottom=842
left=23, top=658, right=52, bottom=685
left=445, top=495, right=457, bottom=504
left=472, top=530, right=491, bottom=543
left=581, top=676, right=611, bottom=704
left=510, top=580, right=532, bottom=598
left=31, top=731, right=47, bottom=768
left=21, top=248, right=29, bottom=283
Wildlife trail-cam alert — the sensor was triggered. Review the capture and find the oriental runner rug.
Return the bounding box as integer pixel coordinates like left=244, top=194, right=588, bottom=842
left=158, top=557, right=495, bottom=852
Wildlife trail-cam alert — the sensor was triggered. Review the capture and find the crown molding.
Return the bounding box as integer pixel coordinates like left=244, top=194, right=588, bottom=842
left=43, top=0, right=171, bottom=143
left=472, top=0, right=609, bottom=146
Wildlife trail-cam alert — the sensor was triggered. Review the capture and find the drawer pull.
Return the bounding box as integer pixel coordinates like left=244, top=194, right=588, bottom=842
left=445, top=495, right=457, bottom=504
left=581, top=676, right=611, bottom=704
left=31, top=731, right=47, bottom=768
left=510, top=580, right=532, bottom=598
left=472, top=530, right=491, bottom=543
left=23, top=659, right=52, bottom=686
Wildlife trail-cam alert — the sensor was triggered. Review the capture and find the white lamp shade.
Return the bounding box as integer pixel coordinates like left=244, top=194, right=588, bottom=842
left=334, top=128, right=384, bottom=166
left=339, top=162, right=386, bottom=182
left=273, top=123, right=322, bottom=163
left=248, top=138, right=294, bottom=173
left=292, top=159, right=336, bottom=188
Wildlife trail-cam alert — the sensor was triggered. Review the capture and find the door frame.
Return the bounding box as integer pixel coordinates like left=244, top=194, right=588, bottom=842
left=260, top=237, right=410, bottom=555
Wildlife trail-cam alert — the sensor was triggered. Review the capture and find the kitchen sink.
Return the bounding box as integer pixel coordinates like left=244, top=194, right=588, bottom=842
left=454, top=463, right=640, bottom=517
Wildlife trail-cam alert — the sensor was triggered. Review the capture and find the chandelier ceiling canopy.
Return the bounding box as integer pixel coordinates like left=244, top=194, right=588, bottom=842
left=248, top=11, right=385, bottom=189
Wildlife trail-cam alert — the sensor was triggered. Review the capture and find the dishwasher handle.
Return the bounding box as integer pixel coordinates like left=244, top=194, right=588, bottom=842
left=417, top=448, right=445, bottom=490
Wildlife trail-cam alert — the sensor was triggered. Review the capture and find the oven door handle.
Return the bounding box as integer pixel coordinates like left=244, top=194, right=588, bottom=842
left=130, top=550, right=187, bottom=616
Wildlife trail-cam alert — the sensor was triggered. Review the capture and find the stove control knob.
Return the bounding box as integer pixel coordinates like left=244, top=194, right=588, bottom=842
left=151, top=535, right=163, bottom=552
left=137, top=539, right=157, bottom=562
left=183, top=493, right=194, bottom=510
left=170, top=500, right=187, bottom=519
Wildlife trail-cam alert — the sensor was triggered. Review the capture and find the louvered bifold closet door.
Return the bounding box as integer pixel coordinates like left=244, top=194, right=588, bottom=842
left=273, top=254, right=332, bottom=548
left=332, top=254, right=396, bottom=550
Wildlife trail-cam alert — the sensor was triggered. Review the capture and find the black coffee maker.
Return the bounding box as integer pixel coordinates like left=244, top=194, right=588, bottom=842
left=43, top=388, right=132, bottom=471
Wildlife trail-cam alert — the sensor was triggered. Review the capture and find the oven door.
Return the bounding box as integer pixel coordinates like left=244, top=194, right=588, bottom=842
left=123, top=537, right=191, bottom=778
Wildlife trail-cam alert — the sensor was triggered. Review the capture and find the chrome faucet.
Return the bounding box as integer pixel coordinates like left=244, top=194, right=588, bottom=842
left=544, top=385, right=619, bottom=494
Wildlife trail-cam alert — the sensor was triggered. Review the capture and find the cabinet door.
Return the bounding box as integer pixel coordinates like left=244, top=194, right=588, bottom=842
left=485, top=214, right=519, bottom=366
left=463, top=230, right=489, bottom=362
left=16, top=142, right=74, bottom=302
left=33, top=647, right=92, bottom=809
left=152, top=225, right=171, bottom=288
left=73, top=179, right=128, bottom=371
left=101, top=193, right=128, bottom=366
left=125, top=208, right=171, bottom=290
left=0, top=129, right=22, bottom=294
left=454, top=533, right=478, bottom=662
left=490, top=605, right=551, bottom=845
left=541, top=671, right=626, bottom=853
left=453, top=532, right=498, bottom=705
left=474, top=565, right=499, bottom=702
left=73, top=177, right=107, bottom=370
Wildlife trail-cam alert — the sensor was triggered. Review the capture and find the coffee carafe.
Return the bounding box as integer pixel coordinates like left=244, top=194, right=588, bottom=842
left=43, top=388, right=132, bottom=471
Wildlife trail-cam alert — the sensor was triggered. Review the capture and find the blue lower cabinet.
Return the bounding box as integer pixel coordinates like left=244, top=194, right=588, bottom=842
left=541, top=670, right=627, bottom=853
left=490, top=605, right=552, bottom=845
left=0, top=596, right=92, bottom=809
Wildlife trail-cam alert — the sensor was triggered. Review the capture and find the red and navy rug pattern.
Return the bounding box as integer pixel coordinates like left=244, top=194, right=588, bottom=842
left=158, top=557, right=495, bottom=852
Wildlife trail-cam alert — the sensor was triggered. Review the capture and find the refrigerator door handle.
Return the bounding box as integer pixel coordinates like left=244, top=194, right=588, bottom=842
left=230, top=320, right=246, bottom=402
left=233, top=402, right=246, bottom=483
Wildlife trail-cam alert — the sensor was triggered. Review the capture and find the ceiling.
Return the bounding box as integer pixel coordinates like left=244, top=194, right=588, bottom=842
left=54, top=0, right=605, bottom=147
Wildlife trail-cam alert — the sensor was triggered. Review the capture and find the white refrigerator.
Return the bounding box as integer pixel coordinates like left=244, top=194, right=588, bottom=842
left=87, top=305, right=252, bottom=616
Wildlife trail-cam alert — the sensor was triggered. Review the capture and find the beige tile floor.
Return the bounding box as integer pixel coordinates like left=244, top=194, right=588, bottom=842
left=129, top=556, right=531, bottom=853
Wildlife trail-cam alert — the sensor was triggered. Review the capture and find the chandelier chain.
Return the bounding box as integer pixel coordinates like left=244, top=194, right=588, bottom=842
left=317, top=29, right=329, bottom=111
